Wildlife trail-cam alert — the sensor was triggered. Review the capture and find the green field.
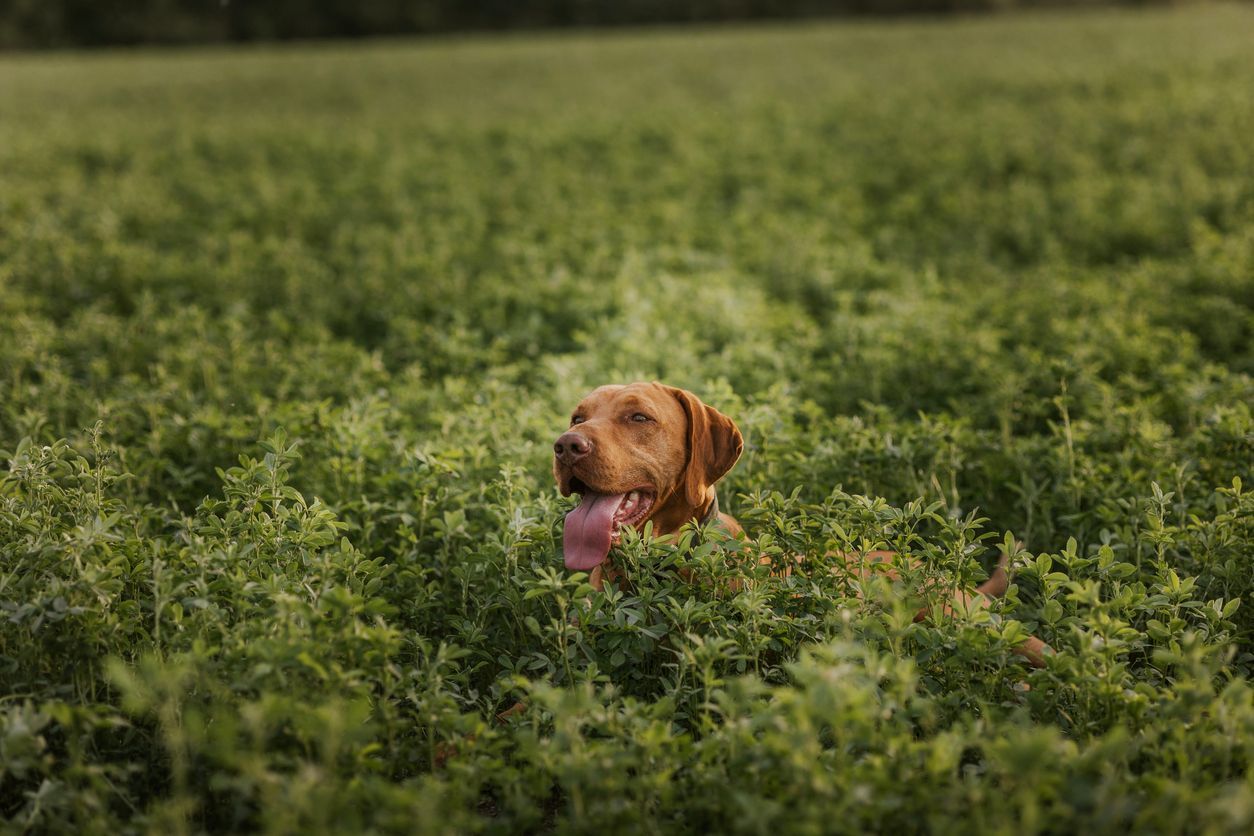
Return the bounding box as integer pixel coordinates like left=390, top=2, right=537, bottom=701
left=3, top=5, right=1254, bottom=833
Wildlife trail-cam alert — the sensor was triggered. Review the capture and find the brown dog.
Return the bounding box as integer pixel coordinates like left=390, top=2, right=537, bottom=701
left=554, top=381, right=1050, bottom=668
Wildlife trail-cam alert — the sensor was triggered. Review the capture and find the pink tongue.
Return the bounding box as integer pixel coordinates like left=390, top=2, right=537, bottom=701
left=563, top=492, right=626, bottom=570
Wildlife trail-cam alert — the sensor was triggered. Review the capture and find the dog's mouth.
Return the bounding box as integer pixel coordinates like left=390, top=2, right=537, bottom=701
left=562, top=482, right=656, bottom=571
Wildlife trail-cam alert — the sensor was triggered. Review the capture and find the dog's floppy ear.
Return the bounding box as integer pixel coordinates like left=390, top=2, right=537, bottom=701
left=666, top=386, right=744, bottom=509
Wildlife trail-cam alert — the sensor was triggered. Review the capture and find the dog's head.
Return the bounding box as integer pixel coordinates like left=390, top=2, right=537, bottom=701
left=554, top=382, right=743, bottom=570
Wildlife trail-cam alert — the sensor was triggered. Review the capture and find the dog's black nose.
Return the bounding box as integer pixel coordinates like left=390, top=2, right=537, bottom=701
left=554, top=432, right=593, bottom=465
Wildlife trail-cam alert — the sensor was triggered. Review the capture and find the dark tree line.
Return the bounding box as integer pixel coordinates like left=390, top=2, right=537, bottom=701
left=0, top=0, right=1202, bottom=48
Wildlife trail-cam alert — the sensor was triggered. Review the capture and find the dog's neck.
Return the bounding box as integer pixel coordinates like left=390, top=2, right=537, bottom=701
left=647, top=485, right=721, bottom=537
left=588, top=487, right=729, bottom=592
left=697, top=490, right=721, bottom=527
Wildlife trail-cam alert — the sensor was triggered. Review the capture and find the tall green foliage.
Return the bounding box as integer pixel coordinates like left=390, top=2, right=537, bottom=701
left=2, top=6, right=1253, bottom=833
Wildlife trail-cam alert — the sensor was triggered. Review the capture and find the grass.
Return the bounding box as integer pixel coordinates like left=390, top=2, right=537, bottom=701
left=2, top=5, right=1253, bottom=833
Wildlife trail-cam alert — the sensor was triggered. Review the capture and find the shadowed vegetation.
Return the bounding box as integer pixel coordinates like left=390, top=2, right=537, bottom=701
left=2, top=6, right=1253, bottom=833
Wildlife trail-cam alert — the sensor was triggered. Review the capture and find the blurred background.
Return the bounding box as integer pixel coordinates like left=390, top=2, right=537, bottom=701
left=0, top=0, right=1213, bottom=48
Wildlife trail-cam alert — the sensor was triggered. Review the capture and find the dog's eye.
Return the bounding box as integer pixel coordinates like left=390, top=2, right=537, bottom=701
left=570, top=415, right=585, bottom=425
left=630, top=413, right=650, bottom=423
